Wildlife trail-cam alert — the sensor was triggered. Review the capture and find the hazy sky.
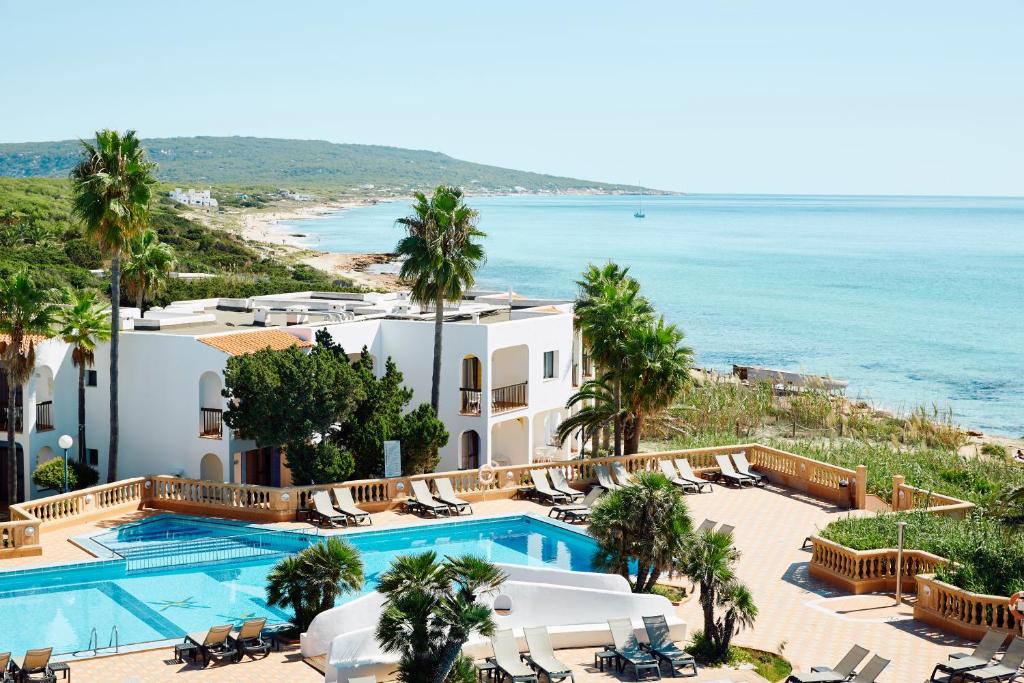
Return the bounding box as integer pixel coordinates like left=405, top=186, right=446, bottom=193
left=2, top=1, right=1022, bottom=195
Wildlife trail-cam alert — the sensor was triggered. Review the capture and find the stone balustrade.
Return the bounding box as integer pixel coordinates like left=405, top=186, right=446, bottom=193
left=915, top=574, right=1022, bottom=640
left=809, top=535, right=946, bottom=594
left=891, top=476, right=975, bottom=518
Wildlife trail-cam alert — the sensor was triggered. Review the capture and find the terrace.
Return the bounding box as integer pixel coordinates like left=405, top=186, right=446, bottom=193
left=0, top=445, right=979, bottom=682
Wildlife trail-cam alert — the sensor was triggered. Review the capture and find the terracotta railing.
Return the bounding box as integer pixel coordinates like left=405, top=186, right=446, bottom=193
left=891, top=476, right=975, bottom=518
left=809, top=535, right=946, bottom=594
left=915, top=574, right=1021, bottom=640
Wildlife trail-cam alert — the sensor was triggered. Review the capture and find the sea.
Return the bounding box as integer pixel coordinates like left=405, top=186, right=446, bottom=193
left=281, top=194, right=1024, bottom=436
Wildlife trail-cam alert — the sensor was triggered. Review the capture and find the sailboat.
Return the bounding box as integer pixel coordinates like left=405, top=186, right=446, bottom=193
left=634, top=185, right=645, bottom=218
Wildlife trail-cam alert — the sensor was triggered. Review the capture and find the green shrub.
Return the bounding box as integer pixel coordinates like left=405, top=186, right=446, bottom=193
left=32, top=458, right=99, bottom=492
left=981, top=443, right=1009, bottom=460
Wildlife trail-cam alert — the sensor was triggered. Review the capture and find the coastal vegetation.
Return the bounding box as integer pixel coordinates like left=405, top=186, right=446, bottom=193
left=376, top=551, right=506, bottom=683
left=395, top=186, right=486, bottom=413
left=222, top=333, right=448, bottom=484
left=266, top=537, right=364, bottom=633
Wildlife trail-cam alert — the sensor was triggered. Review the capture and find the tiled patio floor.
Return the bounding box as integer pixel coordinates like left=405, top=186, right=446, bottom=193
left=2, top=485, right=973, bottom=682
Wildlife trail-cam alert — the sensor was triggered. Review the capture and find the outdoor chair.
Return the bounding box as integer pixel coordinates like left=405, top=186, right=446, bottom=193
left=607, top=618, right=662, bottom=681
left=489, top=629, right=539, bottom=683
left=611, top=462, right=636, bottom=487
left=963, top=636, right=1024, bottom=682
left=694, top=519, right=717, bottom=535
left=407, top=480, right=453, bottom=517
left=548, top=468, right=585, bottom=502
left=716, top=524, right=735, bottom=538
left=732, top=451, right=767, bottom=486
left=641, top=614, right=697, bottom=677
left=714, top=454, right=755, bottom=487
left=310, top=490, right=347, bottom=527
left=10, top=648, right=53, bottom=683
left=229, top=617, right=270, bottom=661
left=786, top=644, right=869, bottom=682
left=434, top=478, right=474, bottom=515
left=848, top=655, right=889, bottom=683
left=528, top=470, right=573, bottom=504
left=185, top=624, right=236, bottom=667
left=548, top=486, right=603, bottom=523
left=931, top=630, right=1004, bottom=682
left=523, top=626, right=575, bottom=683
left=331, top=487, right=372, bottom=526
left=673, top=459, right=712, bottom=493
left=0, top=653, right=10, bottom=683
left=595, top=465, right=620, bottom=491
left=658, top=460, right=700, bottom=494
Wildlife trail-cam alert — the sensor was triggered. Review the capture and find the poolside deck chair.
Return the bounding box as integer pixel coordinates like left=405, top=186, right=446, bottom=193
left=673, top=459, right=712, bottom=493
left=607, top=618, right=662, bottom=681
left=331, top=487, right=372, bottom=526
left=931, top=630, right=1004, bottom=682
left=641, top=615, right=697, bottom=677
left=694, top=519, right=717, bottom=535
left=786, top=644, right=869, bottom=682
left=549, top=468, right=585, bottom=502
left=964, top=636, right=1024, bottom=683
left=490, top=629, right=539, bottom=683
left=0, top=653, right=10, bottom=683
left=523, top=626, right=575, bottom=683
left=849, top=655, right=890, bottom=683
left=11, top=649, right=52, bottom=683
left=595, top=465, right=620, bottom=492
left=229, top=617, right=270, bottom=661
left=658, top=460, right=699, bottom=494
left=310, top=490, right=347, bottom=527
left=434, top=478, right=474, bottom=515
left=549, top=486, right=603, bottom=523
left=186, top=624, right=236, bottom=667
left=732, top=451, right=767, bottom=486
left=714, top=454, right=755, bottom=487
left=528, top=470, right=572, bottom=504
left=611, top=462, right=636, bottom=487
left=407, top=480, right=453, bottom=517
left=716, top=524, right=735, bottom=538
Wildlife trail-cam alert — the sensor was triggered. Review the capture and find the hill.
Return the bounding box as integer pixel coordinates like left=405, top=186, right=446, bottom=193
left=0, top=177, right=352, bottom=302
left=0, top=136, right=654, bottom=195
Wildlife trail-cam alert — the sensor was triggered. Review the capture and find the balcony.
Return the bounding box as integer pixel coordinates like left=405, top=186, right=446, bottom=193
left=582, top=353, right=594, bottom=378
left=0, top=407, right=23, bottom=433
left=200, top=407, right=223, bottom=439
left=35, top=401, right=53, bottom=432
left=492, top=382, right=528, bottom=415
left=460, top=388, right=482, bottom=416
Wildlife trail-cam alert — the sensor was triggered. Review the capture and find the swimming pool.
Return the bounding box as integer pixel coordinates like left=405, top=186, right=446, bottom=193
left=0, top=514, right=598, bottom=656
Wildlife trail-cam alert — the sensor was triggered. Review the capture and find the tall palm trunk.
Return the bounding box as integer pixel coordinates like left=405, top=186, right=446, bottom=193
left=430, top=291, right=444, bottom=412
left=625, top=414, right=642, bottom=455
left=135, top=290, right=143, bottom=313
left=6, top=380, right=16, bottom=504
left=432, top=641, right=464, bottom=683
left=107, top=255, right=120, bottom=483
left=613, top=374, right=623, bottom=457
left=77, top=362, right=87, bottom=463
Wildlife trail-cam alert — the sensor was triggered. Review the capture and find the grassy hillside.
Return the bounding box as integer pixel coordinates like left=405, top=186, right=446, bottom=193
left=0, top=136, right=653, bottom=195
left=0, top=177, right=352, bottom=303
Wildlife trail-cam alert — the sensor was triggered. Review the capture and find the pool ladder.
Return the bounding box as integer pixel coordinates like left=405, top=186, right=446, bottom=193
left=75, top=626, right=119, bottom=657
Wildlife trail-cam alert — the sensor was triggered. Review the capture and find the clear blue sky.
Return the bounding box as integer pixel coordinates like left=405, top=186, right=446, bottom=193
left=2, top=1, right=1021, bottom=195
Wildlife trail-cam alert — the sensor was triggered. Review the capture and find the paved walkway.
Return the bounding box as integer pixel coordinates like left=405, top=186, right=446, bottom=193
left=1, top=485, right=973, bottom=682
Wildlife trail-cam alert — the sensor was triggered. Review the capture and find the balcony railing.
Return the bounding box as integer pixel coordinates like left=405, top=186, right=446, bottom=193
left=460, top=388, right=482, bottom=416
left=35, top=401, right=53, bottom=432
left=200, top=408, right=223, bottom=439
left=0, top=407, right=23, bottom=433
left=492, top=382, right=528, bottom=414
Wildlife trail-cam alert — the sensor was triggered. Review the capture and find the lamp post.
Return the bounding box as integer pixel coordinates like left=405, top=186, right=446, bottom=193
left=895, top=521, right=906, bottom=605
left=58, top=434, right=73, bottom=494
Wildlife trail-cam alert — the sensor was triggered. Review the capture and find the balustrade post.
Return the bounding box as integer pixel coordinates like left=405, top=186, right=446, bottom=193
left=855, top=465, right=867, bottom=509
left=892, top=475, right=906, bottom=510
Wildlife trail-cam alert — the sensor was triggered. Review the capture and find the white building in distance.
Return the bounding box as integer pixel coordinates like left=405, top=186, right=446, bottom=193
left=1, top=290, right=587, bottom=499
left=169, top=188, right=218, bottom=207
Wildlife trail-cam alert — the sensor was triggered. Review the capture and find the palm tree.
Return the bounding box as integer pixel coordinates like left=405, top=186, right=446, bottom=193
left=675, top=529, right=757, bottom=659
left=376, top=551, right=506, bottom=683
left=587, top=471, right=692, bottom=593
left=70, top=129, right=156, bottom=483
left=265, top=537, right=364, bottom=632
left=122, top=228, right=176, bottom=312
left=556, top=374, right=617, bottom=456
left=395, top=187, right=486, bottom=412
left=0, top=271, right=63, bottom=504
left=620, top=317, right=693, bottom=454
left=574, top=263, right=653, bottom=455
left=58, top=290, right=111, bottom=465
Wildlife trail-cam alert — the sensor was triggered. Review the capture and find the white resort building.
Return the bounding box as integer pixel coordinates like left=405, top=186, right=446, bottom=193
left=2, top=290, right=588, bottom=499
left=169, top=188, right=219, bottom=207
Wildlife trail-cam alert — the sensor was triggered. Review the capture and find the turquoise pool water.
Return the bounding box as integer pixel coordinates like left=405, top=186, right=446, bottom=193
left=0, top=515, right=597, bottom=655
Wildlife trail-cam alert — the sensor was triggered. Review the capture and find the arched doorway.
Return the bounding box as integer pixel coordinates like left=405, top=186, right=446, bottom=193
left=200, top=453, right=224, bottom=482
left=460, top=355, right=482, bottom=415
left=460, top=430, right=480, bottom=470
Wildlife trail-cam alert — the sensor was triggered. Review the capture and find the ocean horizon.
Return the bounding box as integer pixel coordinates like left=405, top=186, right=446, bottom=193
left=283, top=193, right=1024, bottom=437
